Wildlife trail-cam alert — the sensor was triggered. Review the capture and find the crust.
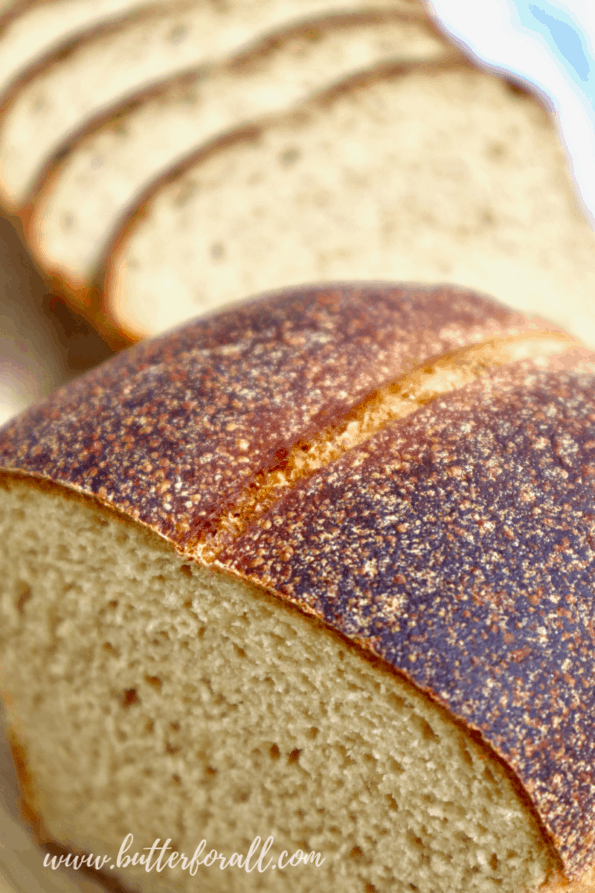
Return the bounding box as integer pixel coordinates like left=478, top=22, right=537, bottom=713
left=0, top=283, right=560, bottom=542
left=0, top=283, right=593, bottom=878
left=221, top=346, right=595, bottom=876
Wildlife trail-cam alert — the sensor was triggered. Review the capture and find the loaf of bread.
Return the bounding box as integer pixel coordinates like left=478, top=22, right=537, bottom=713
left=2, top=282, right=595, bottom=893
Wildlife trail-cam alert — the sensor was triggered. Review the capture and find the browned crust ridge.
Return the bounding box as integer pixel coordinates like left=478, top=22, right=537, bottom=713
left=1, top=282, right=595, bottom=881
left=195, top=329, right=575, bottom=560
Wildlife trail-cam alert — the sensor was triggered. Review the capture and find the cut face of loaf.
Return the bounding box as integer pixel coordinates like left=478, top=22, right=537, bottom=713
left=0, top=0, right=412, bottom=210
left=0, top=480, right=563, bottom=893
left=103, top=62, right=595, bottom=345
left=29, top=11, right=447, bottom=290
left=2, top=283, right=595, bottom=892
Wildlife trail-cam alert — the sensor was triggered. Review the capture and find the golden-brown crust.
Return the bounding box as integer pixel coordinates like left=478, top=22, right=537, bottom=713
left=0, top=283, right=552, bottom=542
left=198, top=329, right=575, bottom=559
left=0, top=282, right=591, bottom=881
left=221, top=346, right=595, bottom=877
left=7, top=727, right=41, bottom=827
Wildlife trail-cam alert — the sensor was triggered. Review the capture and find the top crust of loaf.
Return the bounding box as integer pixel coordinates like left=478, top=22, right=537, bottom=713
left=1, top=283, right=594, bottom=878
left=222, top=347, right=595, bottom=878
left=0, top=283, right=560, bottom=539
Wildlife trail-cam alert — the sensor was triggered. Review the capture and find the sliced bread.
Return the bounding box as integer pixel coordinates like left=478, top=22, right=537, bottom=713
left=28, top=10, right=447, bottom=291
left=0, top=0, right=415, bottom=210
left=103, top=61, right=595, bottom=346
left=0, top=0, right=169, bottom=109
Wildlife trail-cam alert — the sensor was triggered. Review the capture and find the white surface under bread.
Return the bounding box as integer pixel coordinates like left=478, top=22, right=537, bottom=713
left=106, top=63, right=595, bottom=345
left=31, top=12, right=447, bottom=288
left=0, top=0, right=168, bottom=107
left=0, top=0, right=413, bottom=210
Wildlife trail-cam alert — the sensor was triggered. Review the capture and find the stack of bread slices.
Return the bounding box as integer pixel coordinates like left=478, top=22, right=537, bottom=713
left=0, top=0, right=594, bottom=346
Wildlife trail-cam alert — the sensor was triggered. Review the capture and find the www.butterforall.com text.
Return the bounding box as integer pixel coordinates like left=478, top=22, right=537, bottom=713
left=44, top=833, right=326, bottom=875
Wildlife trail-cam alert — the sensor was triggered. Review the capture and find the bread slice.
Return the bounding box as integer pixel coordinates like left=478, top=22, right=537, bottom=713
left=6, top=0, right=593, bottom=358
left=28, top=10, right=448, bottom=291
left=0, top=0, right=415, bottom=210
left=0, top=0, right=167, bottom=110
left=2, top=282, right=595, bottom=893
left=102, top=60, right=595, bottom=346
left=104, top=63, right=595, bottom=343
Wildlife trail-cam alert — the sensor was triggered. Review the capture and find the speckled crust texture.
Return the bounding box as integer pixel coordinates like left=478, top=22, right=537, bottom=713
left=0, top=283, right=591, bottom=884
left=0, top=282, right=551, bottom=545
left=221, top=350, right=595, bottom=879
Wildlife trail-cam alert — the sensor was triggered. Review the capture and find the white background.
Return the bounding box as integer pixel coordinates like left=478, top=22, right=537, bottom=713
left=429, top=0, right=595, bottom=226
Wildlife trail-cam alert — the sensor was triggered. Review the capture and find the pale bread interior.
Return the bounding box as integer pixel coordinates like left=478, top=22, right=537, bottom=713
left=0, top=698, right=108, bottom=893
left=0, top=0, right=164, bottom=106
left=0, top=0, right=410, bottom=209
left=0, top=477, right=560, bottom=893
left=107, top=64, right=595, bottom=347
left=31, top=11, right=446, bottom=287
